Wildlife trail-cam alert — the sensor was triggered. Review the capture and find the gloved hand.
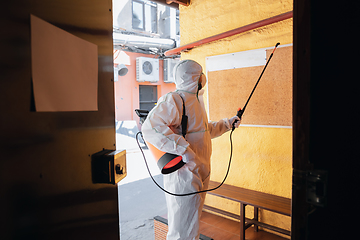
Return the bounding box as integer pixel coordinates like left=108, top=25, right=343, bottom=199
left=182, top=147, right=196, bottom=163
left=229, top=116, right=241, bottom=128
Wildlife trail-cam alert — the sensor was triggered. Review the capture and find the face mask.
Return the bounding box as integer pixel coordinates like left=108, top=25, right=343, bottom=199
left=198, top=81, right=203, bottom=91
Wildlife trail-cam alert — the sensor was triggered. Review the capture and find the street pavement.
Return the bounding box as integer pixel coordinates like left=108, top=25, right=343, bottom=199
left=117, top=130, right=167, bottom=240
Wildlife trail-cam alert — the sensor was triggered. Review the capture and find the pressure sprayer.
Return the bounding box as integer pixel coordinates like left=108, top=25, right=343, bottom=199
left=135, top=42, right=280, bottom=196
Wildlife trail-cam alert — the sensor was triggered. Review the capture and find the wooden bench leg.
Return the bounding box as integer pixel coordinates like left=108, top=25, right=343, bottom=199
left=254, top=207, right=259, bottom=232
left=240, top=203, right=246, bottom=240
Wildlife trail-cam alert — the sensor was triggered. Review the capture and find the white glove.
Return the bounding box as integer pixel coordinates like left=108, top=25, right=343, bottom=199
left=229, top=116, right=241, bottom=128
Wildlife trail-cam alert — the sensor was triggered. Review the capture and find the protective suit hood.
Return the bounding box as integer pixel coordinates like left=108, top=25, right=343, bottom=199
left=173, top=59, right=206, bottom=93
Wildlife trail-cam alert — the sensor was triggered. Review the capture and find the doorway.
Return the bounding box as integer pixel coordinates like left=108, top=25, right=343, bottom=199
left=139, top=85, right=158, bottom=112
left=115, top=81, right=167, bottom=239
left=115, top=82, right=167, bottom=240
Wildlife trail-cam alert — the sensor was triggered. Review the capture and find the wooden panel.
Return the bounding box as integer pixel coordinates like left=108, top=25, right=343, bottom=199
left=208, top=46, right=292, bottom=126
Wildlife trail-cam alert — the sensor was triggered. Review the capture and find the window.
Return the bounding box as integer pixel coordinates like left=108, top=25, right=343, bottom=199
left=132, top=0, right=157, bottom=33
left=139, top=85, right=157, bottom=112
left=176, top=9, right=180, bottom=36
left=132, top=1, right=144, bottom=30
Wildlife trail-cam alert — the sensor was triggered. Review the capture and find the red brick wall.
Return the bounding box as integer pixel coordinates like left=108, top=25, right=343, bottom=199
left=154, top=216, right=168, bottom=240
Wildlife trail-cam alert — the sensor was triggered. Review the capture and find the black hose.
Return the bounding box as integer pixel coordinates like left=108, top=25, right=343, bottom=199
left=135, top=128, right=236, bottom=196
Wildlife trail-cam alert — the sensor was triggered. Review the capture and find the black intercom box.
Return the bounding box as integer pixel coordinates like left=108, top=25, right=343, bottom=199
left=91, top=149, right=126, bottom=184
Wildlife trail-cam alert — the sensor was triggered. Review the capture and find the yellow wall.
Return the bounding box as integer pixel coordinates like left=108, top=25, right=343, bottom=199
left=179, top=0, right=293, bottom=236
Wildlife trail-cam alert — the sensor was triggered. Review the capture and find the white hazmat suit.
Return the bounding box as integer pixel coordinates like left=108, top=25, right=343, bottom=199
left=142, top=60, right=240, bottom=240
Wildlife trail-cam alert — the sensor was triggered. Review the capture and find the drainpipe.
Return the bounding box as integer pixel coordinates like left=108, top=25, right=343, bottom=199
left=164, top=11, right=293, bottom=56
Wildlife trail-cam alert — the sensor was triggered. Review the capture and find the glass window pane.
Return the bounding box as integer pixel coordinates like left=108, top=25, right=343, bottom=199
left=150, top=6, right=157, bottom=33
left=139, top=85, right=157, bottom=102
left=139, top=85, right=157, bottom=112
left=139, top=102, right=156, bottom=112
left=176, top=10, right=180, bottom=35
left=132, top=1, right=144, bottom=29
left=144, top=4, right=157, bottom=33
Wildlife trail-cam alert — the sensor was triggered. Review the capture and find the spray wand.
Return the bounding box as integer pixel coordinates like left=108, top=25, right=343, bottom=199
left=232, top=42, right=280, bottom=130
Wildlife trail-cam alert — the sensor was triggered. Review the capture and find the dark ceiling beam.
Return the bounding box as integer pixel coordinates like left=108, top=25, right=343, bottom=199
left=166, top=0, right=190, bottom=6
left=149, top=0, right=178, bottom=9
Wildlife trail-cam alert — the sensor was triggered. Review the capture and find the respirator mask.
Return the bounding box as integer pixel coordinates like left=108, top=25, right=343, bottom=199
left=198, top=73, right=207, bottom=91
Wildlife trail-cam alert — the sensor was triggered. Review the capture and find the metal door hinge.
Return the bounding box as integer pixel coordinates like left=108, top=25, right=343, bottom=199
left=306, top=170, right=328, bottom=207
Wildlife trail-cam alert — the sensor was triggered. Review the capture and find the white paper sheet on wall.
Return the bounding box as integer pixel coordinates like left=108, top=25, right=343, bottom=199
left=30, top=14, right=98, bottom=112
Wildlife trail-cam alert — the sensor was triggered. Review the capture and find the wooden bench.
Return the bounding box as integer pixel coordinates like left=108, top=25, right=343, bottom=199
left=204, top=181, right=291, bottom=240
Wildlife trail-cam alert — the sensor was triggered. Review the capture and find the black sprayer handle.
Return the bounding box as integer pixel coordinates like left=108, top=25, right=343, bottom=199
left=232, top=108, right=244, bottom=130
left=232, top=42, right=280, bottom=131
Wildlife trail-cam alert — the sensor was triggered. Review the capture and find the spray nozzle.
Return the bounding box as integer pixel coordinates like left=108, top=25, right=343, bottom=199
left=237, top=108, right=244, bottom=119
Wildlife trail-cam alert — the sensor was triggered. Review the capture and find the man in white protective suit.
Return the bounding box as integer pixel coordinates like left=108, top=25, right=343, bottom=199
left=141, top=59, right=241, bottom=240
